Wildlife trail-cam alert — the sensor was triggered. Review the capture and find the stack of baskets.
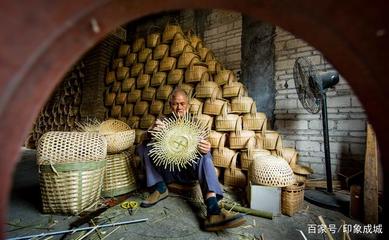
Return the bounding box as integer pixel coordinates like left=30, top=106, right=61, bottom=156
left=103, top=22, right=310, bottom=204
left=98, top=119, right=137, bottom=197
left=37, top=131, right=107, bottom=215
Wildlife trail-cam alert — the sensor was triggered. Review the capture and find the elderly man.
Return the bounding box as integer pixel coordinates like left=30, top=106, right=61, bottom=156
left=137, top=88, right=245, bottom=231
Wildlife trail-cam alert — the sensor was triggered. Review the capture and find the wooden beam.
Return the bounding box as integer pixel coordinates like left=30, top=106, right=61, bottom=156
left=364, top=123, right=378, bottom=224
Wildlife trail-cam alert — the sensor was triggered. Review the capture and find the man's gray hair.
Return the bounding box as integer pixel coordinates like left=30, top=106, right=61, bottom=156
left=169, top=88, right=189, bottom=104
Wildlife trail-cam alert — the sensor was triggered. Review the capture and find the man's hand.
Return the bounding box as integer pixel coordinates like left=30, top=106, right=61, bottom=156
left=198, top=139, right=211, bottom=154
left=150, top=119, right=165, bottom=132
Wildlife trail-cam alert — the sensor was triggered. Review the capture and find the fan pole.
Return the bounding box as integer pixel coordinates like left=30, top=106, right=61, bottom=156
left=321, top=93, right=333, bottom=193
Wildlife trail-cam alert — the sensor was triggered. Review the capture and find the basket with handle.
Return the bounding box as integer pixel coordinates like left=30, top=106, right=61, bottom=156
left=178, top=80, right=194, bottom=97
left=130, top=63, right=144, bottom=77
left=215, top=105, right=240, bottom=132
left=102, top=152, right=137, bottom=197
left=242, top=104, right=267, bottom=131
left=185, top=61, right=209, bottom=84
left=231, top=95, right=254, bottom=113
left=115, top=91, right=127, bottom=105
left=187, top=29, right=204, bottom=50
left=98, top=119, right=135, bottom=154
left=189, top=97, right=203, bottom=115
left=177, top=52, right=200, bottom=69
left=37, top=131, right=107, bottom=215
left=150, top=98, right=164, bottom=115
left=162, top=22, right=184, bottom=43
left=195, top=76, right=219, bottom=99
left=214, top=69, right=236, bottom=86
left=134, top=100, right=149, bottom=116
left=194, top=104, right=213, bottom=131
left=132, top=37, right=145, bottom=53
left=110, top=104, right=121, bottom=118
left=140, top=113, right=156, bottom=129
left=145, top=59, right=159, bottom=75
left=146, top=26, right=161, bottom=48
left=223, top=75, right=245, bottom=98
left=112, top=58, right=123, bottom=69
left=138, top=48, right=152, bottom=63
left=104, top=91, right=116, bottom=106
left=170, top=35, right=191, bottom=57
left=117, top=44, right=130, bottom=58
left=229, top=117, right=256, bottom=149
left=207, top=59, right=222, bottom=75
left=167, top=68, right=184, bottom=85
left=110, top=81, right=121, bottom=93
left=241, top=135, right=271, bottom=170
left=125, top=52, right=137, bottom=66
left=208, top=131, right=226, bottom=149
left=141, top=85, right=156, bottom=101
left=224, top=153, right=247, bottom=188
left=212, top=140, right=236, bottom=168
left=156, top=81, right=173, bottom=100
left=198, top=47, right=215, bottom=62
left=116, top=66, right=130, bottom=81
left=136, top=71, right=150, bottom=89
left=127, top=86, right=142, bottom=103
left=105, top=70, right=116, bottom=85
left=150, top=71, right=167, bottom=87
left=279, top=147, right=298, bottom=165
left=281, top=182, right=305, bottom=216
left=203, top=91, right=227, bottom=116
left=121, top=102, right=134, bottom=117
left=128, top=115, right=140, bottom=129
left=163, top=99, right=172, bottom=115
left=153, top=44, right=169, bottom=60
left=263, top=130, right=283, bottom=151
left=159, top=52, right=177, bottom=72
left=121, top=77, right=135, bottom=92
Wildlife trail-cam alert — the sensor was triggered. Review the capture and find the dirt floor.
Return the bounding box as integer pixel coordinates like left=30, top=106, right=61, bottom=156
left=4, top=148, right=380, bottom=240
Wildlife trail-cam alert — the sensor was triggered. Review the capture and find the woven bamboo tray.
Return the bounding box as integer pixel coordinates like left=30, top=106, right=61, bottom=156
left=281, top=182, right=305, bottom=216
left=102, top=152, right=137, bottom=197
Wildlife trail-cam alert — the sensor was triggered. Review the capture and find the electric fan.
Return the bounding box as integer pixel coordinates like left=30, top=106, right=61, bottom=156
left=293, top=57, right=346, bottom=208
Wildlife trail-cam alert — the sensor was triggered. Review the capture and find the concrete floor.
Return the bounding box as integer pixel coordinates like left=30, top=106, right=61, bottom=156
left=5, top=148, right=379, bottom=240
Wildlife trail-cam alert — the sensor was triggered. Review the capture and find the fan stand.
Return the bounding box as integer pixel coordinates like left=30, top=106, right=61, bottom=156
left=304, top=93, right=350, bottom=211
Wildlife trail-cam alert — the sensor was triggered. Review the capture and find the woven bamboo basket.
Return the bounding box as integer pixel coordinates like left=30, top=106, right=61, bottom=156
left=189, top=98, right=203, bottom=115
left=150, top=98, right=164, bottom=115
left=231, top=97, right=254, bottom=113
left=118, top=44, right=130, bottom=57
left=177, top=52, right=200, bottom=69
left=153, top=44, right=169, bottom=60
left=187, top=30, right=203, bottom=50
left=203, top=92, right=226, bottom=116
left=241, top=148, right=271, bottom=170
left=208, top=131, right=226, bottom=149
left=207, top=59, right=222, bottom=75
left=116, top=67, right=130, bottom=81
left=121, top=77, right=135, bottom=92
left=104, top=92, right=116, bottom=106
left=263, top=130, right=283, bottom=151
left=167, top=69, right=184, bottom=85
left=185, top=62, right=209, bottom=83
left=98, top=120, right=135, bottom=154
left=224, top=153, right=247, bottom=188
left=127, top=88, right=141, bottom=103
left=135, top=129, right=146, bottom=144
left=102, top=152, right=137, bottom=197
left=229, top=118, right=256, bottom=149
left=122, top=103, right=134, bottom=117
left=162, top=23, right=183, bottom=43
left=198, top=47, right=213, bottom=61
left=138, top=48, right=152, bottom=63
left=249, top=155, right=296, bottom=187
left=130, top=63, right=144, bottom=77
left=156, top=82, right=173, bottom=100
left=150, top=71, right=167, bottom=87
left=163, top=100, right=172, bottom=115
left=142, top=86, right=156, bottom=101
left=223, top=80, right=245, bottom=98
left=112, top=58, right=123, bottom=69
left=215, top=70, right=236, bottom=86
left=279, top=147, right=298, bottom=165
left=159, top=54, right=176, bottom=72
left=145, top=59, right=159, bottom=74
left=281, top=182, right=305, bottom=216
left=212, top=146, right=237, bottom=168
left=128, top=115, right=140, bottom=129
left=125, top=53, right=137, bottom=66
left=132, top=37, right=145, bottom=53
left=178, top=82, right=194, bottom=97
left=147, top=32, right=161, bottom=48
left=215, top=106, right=240, bottom=131
left=140, top=113, right=156, bottom=129
left=37, top=132, right=107, bottom=215
left=110, top=105, right=121, bottom=118
left=105, top=71, right=116, bottom=85
left=111, top=81, right=121, bottom=92
left=242, top=104, right=267, bottom=131
left=134, top=101, right=149, bottom=116
left=136, top=72, right=150, bottom=89
left=115, top=92, right=127, bottom=105
left=194, top=104, right=213, bottom=131
left=170, top=36, right=190, bottom=57
left=195, top=78, right=219, bottom=99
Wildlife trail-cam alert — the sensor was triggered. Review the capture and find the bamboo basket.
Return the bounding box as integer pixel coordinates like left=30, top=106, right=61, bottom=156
left=147, top=32, right=161, bottom=48
left=223, top=80, right=245, bottom=98
left=198, top=47, right=214, bottom=61
left=136, top=72, right=150, bottom=89
left=104, top=92, right=116, bottom=106
left=195, top=77, right=219, bottom=99
left=125, top=53, right=137, bottom=66
left=208, top=131, right=226, bottom=149
left=141, top=86, right=156, bottom=101
left=116, top=67, right=130, bottom=81
left=150, top=98, right=164, bottom=115
left=156, top=82, right=173, bottom=100
left=150, top=71, right=167, bottom=87
left=170, top=36, right=190, bottom=57
left=153, top=44, right=169, bottom=60
left=167, top=69, right=184, bottom=85
left=127, top=88, right=142, bottom=103
left=130, top=63, right=144, bottom=77
left=110, top=105, right=121, bottom=118
left=194, top=104, right=213, bottom=131
left=102, top=152, right=137, bottom=197
left=118, top=44, right=130, bottom=57
left=121, top=77, right=135, bottom=92
left=140, top=113, right=156, bottom=129
left=207, top=59, right=222, bottom=75
left=163, top=99, right=172, bottom=115
left=185, top=62, right=209, bottom=83
left=105, top=71, right=116, bottom=85
left=112, top=58, right=123, bottom=69
left=98, top=120, right=135, bottom=154
left=134, top=100, right=149, bottom=116
left=177, top=52, right=200, bottom=69
left=187, top=30, right=203, bottom=50
left=203, top=93, right=226, bottom=116
left=128, top=116, right=140, bottom=129
left=121, top=103, right=134, bottom=117
left=224, top=153, right=247, bottom=188
left=229, top=117, right=256, bottom=149
left=132, top=37, right=145, bottom=53
left=111, top=81, right=121, bottom=93
left=159, top=54, right=176, bottom=72
left=189, top=98, right=203, bottom=115
left=242, top=104, right=267, bottom=131
left=263, top=130, right=283, bottom=151
left=241, top=148, right=271, bottom=170
left=138, top=48, right=152, bottom=63
left=145, top=59, right=159, bottom=74
left=115, top=92, right=127, bottom=105
left=178, top=82, right=194, bottom=97
left=281, top=182, right=305, bottom=216
left=162, top=23, right=183, bottom=43
left=215, top=106, right=240, bottom=132
left=215, top=70, right=236, bottom=86
left=279, top=147, right=298, bottom=165
left=231, top=96, right=254, bottom=113
left=212, top=145, right=237, bottom=168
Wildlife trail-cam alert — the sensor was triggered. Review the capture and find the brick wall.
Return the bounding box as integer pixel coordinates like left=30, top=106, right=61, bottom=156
left=274, top=27, right=367, bottom=178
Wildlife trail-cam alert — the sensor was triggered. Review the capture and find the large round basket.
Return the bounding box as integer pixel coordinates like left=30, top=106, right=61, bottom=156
left=102, top=152, right=137, bottom=197
left=98, top=120, right=135, bottom=154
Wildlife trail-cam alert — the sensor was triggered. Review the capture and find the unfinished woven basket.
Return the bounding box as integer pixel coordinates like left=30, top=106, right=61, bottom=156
left=102, top=152, right=137, bottom=197
left=281, top=182, right=305, bottom=216
left=98, top=120, right=135, bottom=154
left=249, top=155, right=296, bottom=187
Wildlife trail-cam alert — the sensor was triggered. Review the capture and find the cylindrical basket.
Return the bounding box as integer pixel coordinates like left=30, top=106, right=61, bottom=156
left=281, top=182, right=305, bottom=216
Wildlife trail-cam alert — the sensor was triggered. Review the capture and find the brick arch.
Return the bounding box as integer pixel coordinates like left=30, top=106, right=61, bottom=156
left=1, top=0, right=387, bottom=237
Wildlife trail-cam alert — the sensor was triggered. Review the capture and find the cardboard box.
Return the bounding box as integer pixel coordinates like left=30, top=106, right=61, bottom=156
left=247, top=181, right=281, bottom=216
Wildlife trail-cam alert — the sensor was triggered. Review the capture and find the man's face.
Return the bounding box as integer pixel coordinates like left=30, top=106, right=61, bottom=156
left=170, top=94, right=189, bottom=117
